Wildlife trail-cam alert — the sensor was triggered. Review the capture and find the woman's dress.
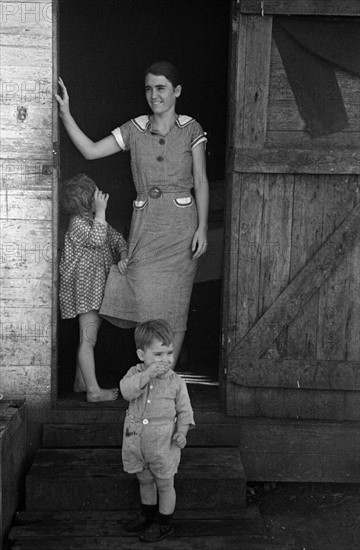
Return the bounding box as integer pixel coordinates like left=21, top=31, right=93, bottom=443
left=99, top=114, right=207, bottom=332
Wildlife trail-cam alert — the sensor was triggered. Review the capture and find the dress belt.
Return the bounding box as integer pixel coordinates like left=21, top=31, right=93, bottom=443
left=148, top=186, right=163, bottom=199
left=137, top=187, right=192, bottom=199
left=126, top=411, right=176, bottom=425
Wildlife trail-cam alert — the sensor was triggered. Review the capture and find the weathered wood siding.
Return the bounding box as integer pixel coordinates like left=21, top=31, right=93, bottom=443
left=224, top=8, right=360, bottom=423
left=0, top=0, right=57, bottom=409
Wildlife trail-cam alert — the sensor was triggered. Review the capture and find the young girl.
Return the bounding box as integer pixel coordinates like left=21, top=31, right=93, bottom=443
left=59, top=173, right=128, bottom=402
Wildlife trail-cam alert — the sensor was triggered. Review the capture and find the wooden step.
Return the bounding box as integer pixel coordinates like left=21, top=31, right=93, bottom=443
left=43, top=422, right=123, bottom=447
left=26, top=447, right=247, bottom=511
left=6, top=542, right=302, bottom=550
left=8, top=509, right=296, bottom=550
left=41, top=421, right=234, bottom=448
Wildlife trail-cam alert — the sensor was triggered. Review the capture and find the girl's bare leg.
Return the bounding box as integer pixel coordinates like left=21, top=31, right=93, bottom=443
left=73, top=359, right=86, bottom=392
left=77, top=310, right=119, bottom=402
left=173, top=330, right=185, bottom=368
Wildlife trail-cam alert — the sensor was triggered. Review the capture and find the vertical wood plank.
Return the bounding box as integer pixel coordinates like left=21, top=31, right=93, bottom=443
left=235, top=15, right=273, bottom=148
left=227, top=1, right=243, bottom=150
left=258, top=174, right=293, bottom=315
left=346, top=238, right=360, bottom=360
left=220, top=1, right=244, bottom=384
left=237, top=174, right=264, bottom=341
left=286, top=176, right=324, bottom=359
left=317, top=176, right=360, bottom=360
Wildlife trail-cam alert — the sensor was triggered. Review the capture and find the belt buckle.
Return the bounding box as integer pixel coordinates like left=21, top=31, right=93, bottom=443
left=148, top=186, right=162, bottom=199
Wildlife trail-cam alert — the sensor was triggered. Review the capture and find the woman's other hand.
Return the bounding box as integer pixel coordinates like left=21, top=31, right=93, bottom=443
left=118, top=258, right=129, bottom=275
left=54, top=77, right=71, bottom=118
left=191, top=227, right=208, bottom=259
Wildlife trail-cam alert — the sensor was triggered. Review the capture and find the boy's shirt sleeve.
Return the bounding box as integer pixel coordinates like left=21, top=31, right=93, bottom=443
left=120, top=365, right=147, bottom=402
left=175, top=378, right=195, bottom=429
left=69, top=215, right=108, bottom=248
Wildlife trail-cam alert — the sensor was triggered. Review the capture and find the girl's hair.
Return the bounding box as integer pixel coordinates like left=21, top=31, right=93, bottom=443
left=135, top=319, right=174, bottom=350
left=60, top=173, right=97, bottom=216
left=144, top=61, right=181, bottom=88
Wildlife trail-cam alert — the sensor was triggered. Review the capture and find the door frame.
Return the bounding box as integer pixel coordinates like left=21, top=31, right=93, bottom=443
left=51, top=0, right=232, bottom=404
left=51, top=0, right=59, bottom=405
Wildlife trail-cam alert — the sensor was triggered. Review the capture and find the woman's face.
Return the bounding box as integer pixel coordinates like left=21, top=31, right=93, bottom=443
left=145, top=73, right=181, bottom=116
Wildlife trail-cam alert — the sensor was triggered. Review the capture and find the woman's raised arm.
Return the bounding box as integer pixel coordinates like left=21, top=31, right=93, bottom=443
left=55, top=77, right=120, bottom=160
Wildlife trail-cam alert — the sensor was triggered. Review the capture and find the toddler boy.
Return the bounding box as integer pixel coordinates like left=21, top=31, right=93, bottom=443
left=120, top=319, right=194, bottom=542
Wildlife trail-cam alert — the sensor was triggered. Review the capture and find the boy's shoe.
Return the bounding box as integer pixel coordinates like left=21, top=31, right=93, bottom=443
left=139, top=522, right=174, bottom=542
left=122, top=513, right=153, bottom=532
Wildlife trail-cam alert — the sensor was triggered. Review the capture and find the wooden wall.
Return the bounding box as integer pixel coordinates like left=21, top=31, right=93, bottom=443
left=0, top=0, right=57, bottom=410
left=224, top=7, right=360, bottom=423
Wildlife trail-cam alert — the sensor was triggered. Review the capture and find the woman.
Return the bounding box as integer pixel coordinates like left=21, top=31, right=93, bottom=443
left=55, top=61, right=209, bottom=364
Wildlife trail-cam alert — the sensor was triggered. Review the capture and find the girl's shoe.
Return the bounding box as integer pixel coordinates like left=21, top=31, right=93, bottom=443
left=139, top=522, right=174, bottom=542
left=122, top=513, right=153, bottom=532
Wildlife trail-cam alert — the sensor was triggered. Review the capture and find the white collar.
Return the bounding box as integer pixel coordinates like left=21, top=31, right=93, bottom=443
left=131, top=114, right=194, bottom=132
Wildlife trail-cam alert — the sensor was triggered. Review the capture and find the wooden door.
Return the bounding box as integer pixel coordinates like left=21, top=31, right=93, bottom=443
left=223, top=1, right=360, bottom=419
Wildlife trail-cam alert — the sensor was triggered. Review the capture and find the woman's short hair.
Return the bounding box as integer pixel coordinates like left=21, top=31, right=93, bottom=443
left=60, top=173, right=97, bottom=216
left=145, top=61, right=181, bottom=88
left=135, top=319, right=174, bottom=350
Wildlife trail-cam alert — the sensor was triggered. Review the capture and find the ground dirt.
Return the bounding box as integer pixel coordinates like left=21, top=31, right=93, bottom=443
left=247, top=482, right=360, bottom=550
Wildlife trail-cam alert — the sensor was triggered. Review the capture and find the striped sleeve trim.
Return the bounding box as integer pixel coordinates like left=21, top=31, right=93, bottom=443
left=191, top=133, right=207, bottom=149
left=111, top=128, right=126, bottom=150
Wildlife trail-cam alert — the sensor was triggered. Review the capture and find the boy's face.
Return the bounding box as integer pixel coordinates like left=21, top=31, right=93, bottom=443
left=137, top=338, right=174, bottom=371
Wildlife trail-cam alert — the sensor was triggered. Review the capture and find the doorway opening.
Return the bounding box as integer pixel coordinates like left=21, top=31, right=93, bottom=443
left=57, top=0, right=230, bottom=399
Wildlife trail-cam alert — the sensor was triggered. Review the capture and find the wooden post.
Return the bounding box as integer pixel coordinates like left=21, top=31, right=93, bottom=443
left=0, top=1, right=58, bottom=409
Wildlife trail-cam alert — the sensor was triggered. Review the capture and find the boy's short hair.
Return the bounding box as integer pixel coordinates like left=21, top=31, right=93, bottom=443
left=135, top=319, right=174, bottom=350
left=60, top=173, right=96, bottom=215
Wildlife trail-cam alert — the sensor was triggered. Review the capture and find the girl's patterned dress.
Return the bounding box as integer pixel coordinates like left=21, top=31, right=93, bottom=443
left=99, top=115, right=207, bottom=332
left=59, top=215, right=127, bottom=319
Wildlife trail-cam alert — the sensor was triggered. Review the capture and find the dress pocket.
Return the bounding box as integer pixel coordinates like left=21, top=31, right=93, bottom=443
left=173, top=197, right=193, bottom=208
left=133, top=199, right=148, bottom=210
